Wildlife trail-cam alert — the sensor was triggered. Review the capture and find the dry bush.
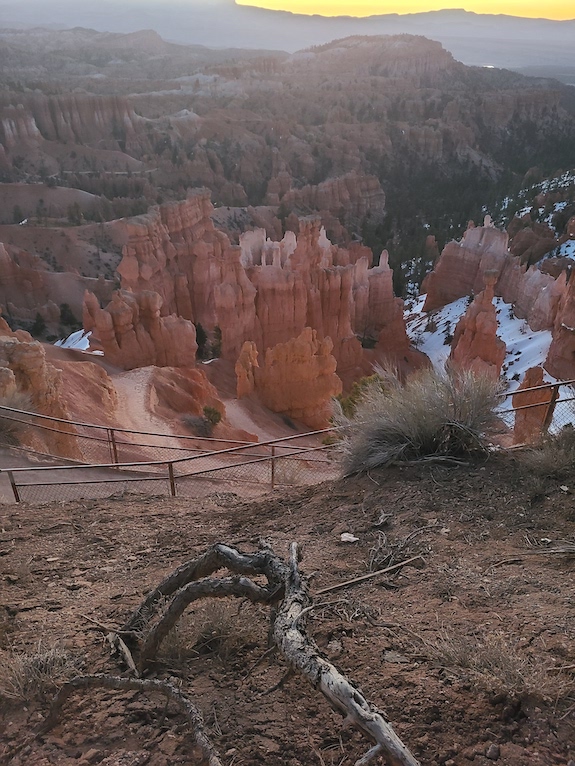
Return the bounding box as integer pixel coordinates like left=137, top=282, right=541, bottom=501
left=429, top=631, right=573, bottom=701
left=159, top=601, right=263, bottom=664
left=0, top=391, right=34, bottom=445
left=181, top=414, right=213, bottom=438
left=0, top=642, right=83, bottom=704
left=518, top=427, right=575, bottom=478
left=340, top=365, right=502, bottom=474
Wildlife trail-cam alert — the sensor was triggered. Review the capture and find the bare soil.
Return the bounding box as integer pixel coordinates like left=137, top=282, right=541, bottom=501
left=0, top=454, right=574, bottom=766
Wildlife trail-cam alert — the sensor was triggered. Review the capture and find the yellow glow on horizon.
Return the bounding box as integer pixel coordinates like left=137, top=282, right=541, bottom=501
left=235, top=0, right=575, bottom=21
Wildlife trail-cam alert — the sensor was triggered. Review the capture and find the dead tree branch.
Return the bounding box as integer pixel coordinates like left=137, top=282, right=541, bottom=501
left=273, top=543, right=420, bottom=766
left=127, top=542, right=419, bottom=766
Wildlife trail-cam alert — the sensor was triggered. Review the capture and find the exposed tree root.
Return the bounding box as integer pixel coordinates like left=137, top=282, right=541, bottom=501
left=12, top=543, right=419, bottom=766
left=125, top=542, right=420, bottom=766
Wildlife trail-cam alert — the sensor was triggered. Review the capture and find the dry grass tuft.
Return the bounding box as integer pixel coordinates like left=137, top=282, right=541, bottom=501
left=159, top=601, right=263, bottom=664
left=339, top=365, right=502, bottom=475
left=0, top=641, right=83, bottom=704
left=518, top=427, right=575, bottom=478
left=428, top=631, right=574, bottom=701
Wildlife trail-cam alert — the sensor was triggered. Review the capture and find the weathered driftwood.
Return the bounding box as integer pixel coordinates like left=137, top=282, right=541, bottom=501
left=128, top=542, right=420, bottom=766
left=275, top=544, right=419, bottom=766
left=35, top=675, right=223, bottom=766
left=123, top=543, right=284, bottom=632
left=138, top=575, right=274, bottom=670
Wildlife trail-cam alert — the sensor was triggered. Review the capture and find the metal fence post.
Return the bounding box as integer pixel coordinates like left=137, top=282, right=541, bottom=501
left=543, top=384, right=560, bottom=432
left=168, top=462, right=176, bottom=497
left=108, top=428, right=119, bottom=465
left=7, top=471, right=20, bottom=503
left=271, top=445, right=276, bottom=489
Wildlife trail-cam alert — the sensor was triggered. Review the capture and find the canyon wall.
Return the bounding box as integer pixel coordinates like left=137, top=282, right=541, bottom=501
left=422, top=219, right=575, bottom=379
left=109, top=190, right=417, bottom=386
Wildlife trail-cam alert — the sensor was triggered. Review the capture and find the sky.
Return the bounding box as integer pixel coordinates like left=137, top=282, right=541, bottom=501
left=235, top=0, right=575, bottom=20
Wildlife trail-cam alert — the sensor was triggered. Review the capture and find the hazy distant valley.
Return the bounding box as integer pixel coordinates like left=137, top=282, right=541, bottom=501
left=2, top=10, right=575, bottom=766
left=2, top=27, right=575, bottom=289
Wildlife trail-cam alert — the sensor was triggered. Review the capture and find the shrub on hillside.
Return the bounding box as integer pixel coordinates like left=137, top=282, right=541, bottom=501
left=339, top=365, right=502, bottom=474
left=518, top=426, right=575, bottom=478
left=182, top=407, right=222, bottom=438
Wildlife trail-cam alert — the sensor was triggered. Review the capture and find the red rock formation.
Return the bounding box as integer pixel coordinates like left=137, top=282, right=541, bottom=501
left=423, top=221, right=510, bottom=312
left=113, top=192, right=417, bottom=387
left=545, top=270, right=575, bottom=379
left=449, top=271, right=506, bottom=379
left=512, top=367, right=555, bottom=445
left=422, top=220, right=568, bottom=334
left=149, top=367, right=223, bottom=421
left=509, top=223, right=557, bottom=265
left=257, top=328, right=343, bottom=429
left=0, top=94, right=144, bottom=153
left=0, top=336, right=82, bottom=459
left=83, top=289, right=197, bottom=370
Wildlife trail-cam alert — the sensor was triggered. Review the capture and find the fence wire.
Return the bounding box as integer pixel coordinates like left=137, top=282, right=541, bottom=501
left=3, top=381, right=575, bottom=505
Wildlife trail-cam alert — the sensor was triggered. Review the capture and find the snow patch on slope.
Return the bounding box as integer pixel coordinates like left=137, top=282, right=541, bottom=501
left=405, top=295, right=554, bottom=395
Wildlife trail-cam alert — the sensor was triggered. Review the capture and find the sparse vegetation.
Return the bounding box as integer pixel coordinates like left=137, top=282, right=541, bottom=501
left=181, top=408, right=221, bottom=438
left=518, top=426, right=575, bottom=478
left=427, top=631, right=574, bottom=701
left=159, top=602, right=261, bottom=664
left=336, top=373, right=387, bottom=419
left=340, top=365, right=502, bottom=474
left=203, top=406, right=222, bottom=428
left=0, top=642, right=83, bottom=704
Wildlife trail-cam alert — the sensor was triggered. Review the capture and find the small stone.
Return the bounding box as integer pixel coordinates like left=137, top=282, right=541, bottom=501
left=79, top=749, right=102, bottom=764
left=327, top=639, right=344, bottom=657
left=486, top=743, right=500, bottom=760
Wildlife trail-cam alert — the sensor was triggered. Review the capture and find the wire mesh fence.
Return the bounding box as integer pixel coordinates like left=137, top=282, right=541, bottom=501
left=0, top=404, right=256, bottom=466
left=0, top=419, right=341, bottom=504
left=2, top=379, right=575, bottom=505
left=498, top=380, right=575, bottom=442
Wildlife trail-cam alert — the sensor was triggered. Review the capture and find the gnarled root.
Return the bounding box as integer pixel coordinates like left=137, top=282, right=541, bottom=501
left=127, top=542, right=420, bottom=766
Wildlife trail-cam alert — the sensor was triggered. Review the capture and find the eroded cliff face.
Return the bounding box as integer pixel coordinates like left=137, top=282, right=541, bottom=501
left=0, top=95, right=145, bottom=154
left=545, top=271, right=575, bottom=380
left=0, top=329, right=82, bottom=459
left=83, top=289, right=198, bottom=371
left=235, top=330, right=342, bottom=429
left=110, top=190, right=416, bottom=385
left=421, top=219, right=575, bottom=380
left=449, top=272, right=506, bottom=379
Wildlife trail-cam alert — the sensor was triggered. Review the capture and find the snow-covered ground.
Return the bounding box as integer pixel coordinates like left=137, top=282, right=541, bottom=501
left=405, top=295, right=554, bottom=393
left=404, top=294, right=575, bottom=431
left=54, top=330, right=103, bottom=355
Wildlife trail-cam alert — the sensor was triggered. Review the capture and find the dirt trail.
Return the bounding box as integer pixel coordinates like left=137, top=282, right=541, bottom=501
left=111, top=367, right=181, bottom=448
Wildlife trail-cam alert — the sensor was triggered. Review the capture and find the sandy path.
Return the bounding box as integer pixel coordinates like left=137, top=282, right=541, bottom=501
left=112, top=367, right=181, bottom=448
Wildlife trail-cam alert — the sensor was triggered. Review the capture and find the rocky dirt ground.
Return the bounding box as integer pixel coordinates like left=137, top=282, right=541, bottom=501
left=0, top=454, right=574, bottom=766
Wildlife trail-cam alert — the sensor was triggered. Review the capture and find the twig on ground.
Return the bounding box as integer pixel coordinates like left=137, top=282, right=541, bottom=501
left=315, top=555, right=425, bottom=596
